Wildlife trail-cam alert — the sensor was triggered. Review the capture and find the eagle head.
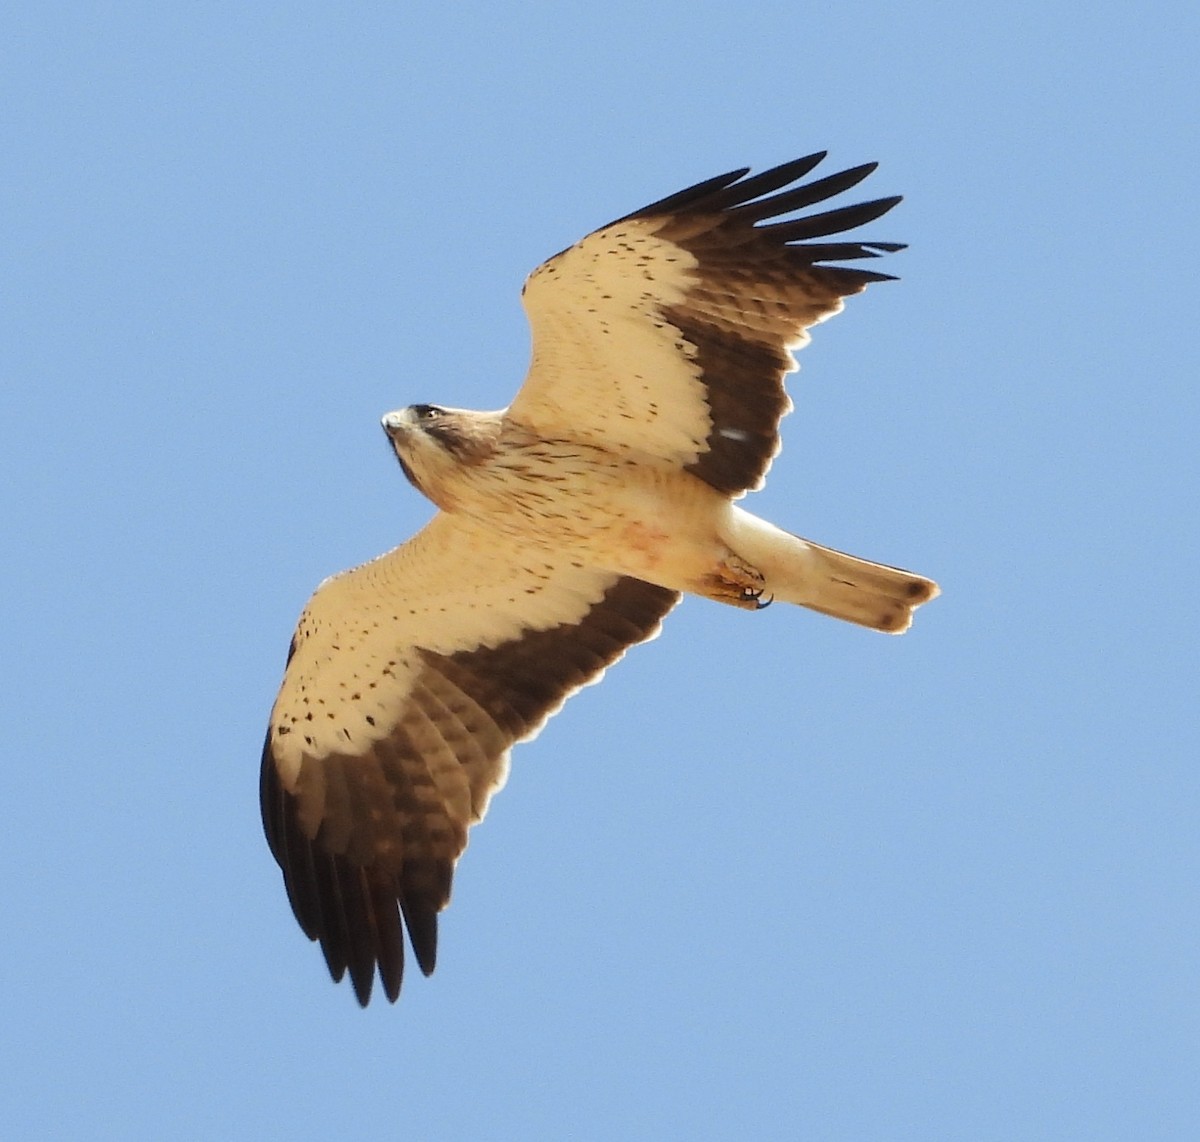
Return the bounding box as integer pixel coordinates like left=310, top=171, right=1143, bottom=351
left=381, top=404, right=502, bottom=508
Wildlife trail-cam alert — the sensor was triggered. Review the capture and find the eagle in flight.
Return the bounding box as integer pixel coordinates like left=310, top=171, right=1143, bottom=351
left=261, top=151, right=939, bottom=1005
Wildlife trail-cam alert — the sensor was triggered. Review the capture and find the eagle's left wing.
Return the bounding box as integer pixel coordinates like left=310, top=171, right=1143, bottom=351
left=261, top=511, right=678, bottom=1005
left=507, top=152, right=903, bottom=497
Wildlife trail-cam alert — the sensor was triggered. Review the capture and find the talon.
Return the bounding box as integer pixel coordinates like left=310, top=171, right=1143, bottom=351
left=700, top=554, right=769, bottom=611
left=740, top=584, right=772, bottom=609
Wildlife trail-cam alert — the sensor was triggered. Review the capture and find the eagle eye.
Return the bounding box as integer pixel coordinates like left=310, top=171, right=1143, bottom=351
left=412, top=404, right=443, bottom=421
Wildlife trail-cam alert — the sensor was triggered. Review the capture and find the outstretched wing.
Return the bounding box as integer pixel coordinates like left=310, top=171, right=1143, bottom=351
left=261, top=512, right=678, bottom=1005
left=507, top=152, right=903, bottom=497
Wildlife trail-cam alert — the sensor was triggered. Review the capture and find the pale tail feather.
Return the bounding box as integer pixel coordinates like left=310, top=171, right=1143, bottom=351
left=721, top=508, right=939, bottom=634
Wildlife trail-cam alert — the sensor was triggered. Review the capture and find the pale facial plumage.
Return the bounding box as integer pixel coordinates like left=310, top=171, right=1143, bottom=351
left=381, top=404, right=503, bottom=510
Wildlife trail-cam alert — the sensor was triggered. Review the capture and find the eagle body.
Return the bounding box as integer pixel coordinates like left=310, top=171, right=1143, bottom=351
left=262, top=153, right=939, bottom=1005
left=390, top=411, right=730, bottom=591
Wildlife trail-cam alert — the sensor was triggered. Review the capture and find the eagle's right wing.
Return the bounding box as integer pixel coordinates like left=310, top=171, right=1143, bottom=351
left=261, top=511, right=678, bottom=1005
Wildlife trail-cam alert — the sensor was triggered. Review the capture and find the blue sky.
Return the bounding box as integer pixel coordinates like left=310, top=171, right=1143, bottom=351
left=3, top=3, right=1197, bottom=1139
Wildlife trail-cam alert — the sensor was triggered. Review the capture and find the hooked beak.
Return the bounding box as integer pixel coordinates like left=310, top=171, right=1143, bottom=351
left=380, top=408, right=414, bottom=441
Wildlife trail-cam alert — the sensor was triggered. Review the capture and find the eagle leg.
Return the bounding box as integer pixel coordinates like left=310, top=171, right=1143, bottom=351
left=698, top=554, right=770, bottom=611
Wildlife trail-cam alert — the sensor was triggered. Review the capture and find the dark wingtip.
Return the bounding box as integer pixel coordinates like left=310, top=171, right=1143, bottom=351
left=350, top=967, right=373, bottom=1007
left=613, top=167, right=749, bottom=223
left=602, top=153, right=905, bottom=263
left=400, top=898, right=439, bottom=977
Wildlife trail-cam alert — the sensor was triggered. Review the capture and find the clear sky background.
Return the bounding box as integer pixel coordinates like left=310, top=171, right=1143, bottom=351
left=3, top=3, right=1196, bottom=1139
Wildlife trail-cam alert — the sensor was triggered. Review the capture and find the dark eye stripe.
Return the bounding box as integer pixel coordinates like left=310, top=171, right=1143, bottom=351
left=425, top=421, right=463, bottom=453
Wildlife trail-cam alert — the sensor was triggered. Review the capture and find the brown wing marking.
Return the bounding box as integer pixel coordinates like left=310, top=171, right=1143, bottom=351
left=638, top=154, right=904, bottom=495
left=261, top=575, right=679, bottom=1005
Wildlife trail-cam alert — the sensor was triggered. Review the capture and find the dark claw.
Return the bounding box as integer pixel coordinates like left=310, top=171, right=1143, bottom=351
left=742, top=587, right=773, bottom=610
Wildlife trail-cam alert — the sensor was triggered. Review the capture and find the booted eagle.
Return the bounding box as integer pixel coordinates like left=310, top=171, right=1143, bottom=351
left=261, top=152, right=939, bottom=1005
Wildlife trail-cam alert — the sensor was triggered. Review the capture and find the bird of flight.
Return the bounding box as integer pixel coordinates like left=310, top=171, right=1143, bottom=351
left=261, top=151, right=939, bottom=1005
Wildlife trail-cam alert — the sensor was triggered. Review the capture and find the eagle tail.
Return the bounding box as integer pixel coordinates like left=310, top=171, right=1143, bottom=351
left=722, top=509, right=939, bottom=634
